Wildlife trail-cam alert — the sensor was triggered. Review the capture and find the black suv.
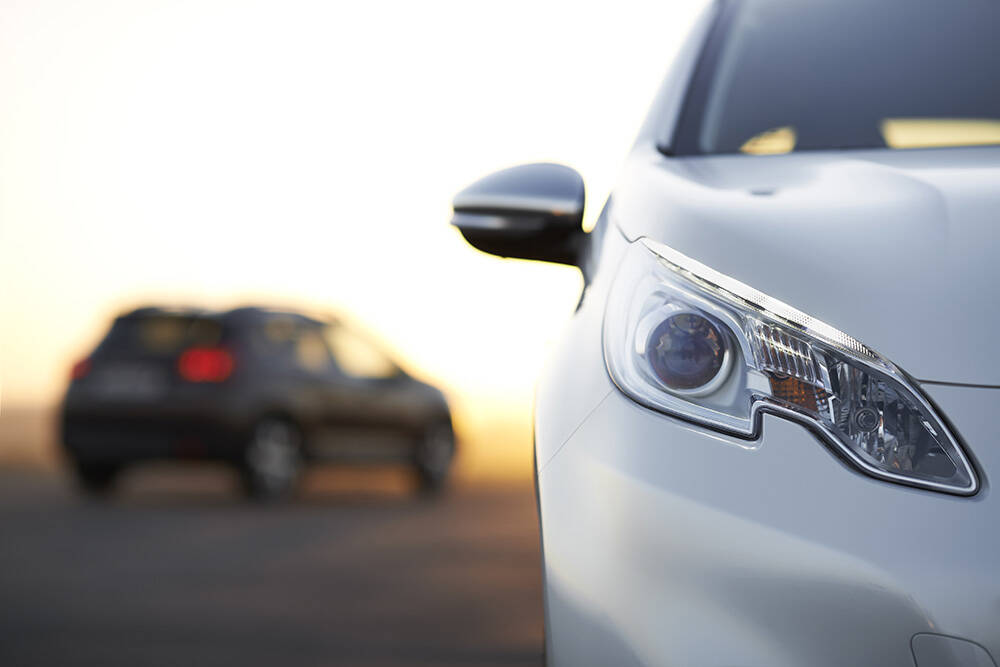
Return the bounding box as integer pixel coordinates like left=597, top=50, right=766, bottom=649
left=61, top=306, right=455, bottom=498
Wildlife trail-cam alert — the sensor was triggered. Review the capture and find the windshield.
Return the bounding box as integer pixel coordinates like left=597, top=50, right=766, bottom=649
left=672, top=0, right=1000, bottom=155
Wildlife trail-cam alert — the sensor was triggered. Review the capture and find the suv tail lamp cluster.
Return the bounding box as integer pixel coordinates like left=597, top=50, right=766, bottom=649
left=70, top=358, right=92, bottom=380
left=177, top=347, right=234, bottom=383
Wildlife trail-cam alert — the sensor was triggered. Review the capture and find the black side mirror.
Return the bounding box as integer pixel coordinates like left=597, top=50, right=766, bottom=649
left=451, top=163, right=586, bottom=267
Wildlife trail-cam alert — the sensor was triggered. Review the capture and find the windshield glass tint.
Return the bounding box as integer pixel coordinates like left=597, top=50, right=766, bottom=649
left=687, top=0, right=1000, bottom=155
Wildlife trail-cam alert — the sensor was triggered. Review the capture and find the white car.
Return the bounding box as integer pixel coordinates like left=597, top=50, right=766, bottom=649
left=452, top=0, right=1000, bottom=665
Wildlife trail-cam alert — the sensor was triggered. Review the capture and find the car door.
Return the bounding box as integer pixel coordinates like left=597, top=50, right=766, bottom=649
left=304, top=323, right=417, bottom=462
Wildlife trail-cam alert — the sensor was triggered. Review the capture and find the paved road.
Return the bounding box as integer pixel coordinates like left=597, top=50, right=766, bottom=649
left=0, top=466, right=544, bottom=667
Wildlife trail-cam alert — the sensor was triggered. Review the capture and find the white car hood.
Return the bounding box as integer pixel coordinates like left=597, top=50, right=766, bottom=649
left=613, top=145, right=1000, bottom=386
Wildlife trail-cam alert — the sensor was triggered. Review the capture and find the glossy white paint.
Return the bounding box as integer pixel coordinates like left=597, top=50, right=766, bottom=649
left=536, top=225, right=1000, bottom=662
left=538, top=368, right=1000, bottom=666
left=531, top=4, right=1000, bottom=664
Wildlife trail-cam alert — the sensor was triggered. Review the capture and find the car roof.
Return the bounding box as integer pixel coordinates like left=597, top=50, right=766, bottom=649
left=117, top=305, right=329, bottom=328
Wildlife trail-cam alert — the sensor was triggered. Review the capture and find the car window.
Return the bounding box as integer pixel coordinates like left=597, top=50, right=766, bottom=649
left=244, top=317, right=332, bottom=373
left=245, top=316, right=297, bottom=365
left=324, top=324, right=399, bottom=379
left=673, top=0, right=1000, bottom=155
left=295, top=328, right=333, bottom=373
left=97, top=315, right=223, bottom=357
left=262, top=317, right=298, bottom=346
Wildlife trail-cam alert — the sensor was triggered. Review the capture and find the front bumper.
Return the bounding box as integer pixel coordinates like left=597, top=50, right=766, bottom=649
left=537, top=365, right=1000, bottom=666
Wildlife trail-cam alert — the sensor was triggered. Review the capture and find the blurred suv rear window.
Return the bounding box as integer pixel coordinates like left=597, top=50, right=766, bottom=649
left=97, top=315, right=223, bottom=356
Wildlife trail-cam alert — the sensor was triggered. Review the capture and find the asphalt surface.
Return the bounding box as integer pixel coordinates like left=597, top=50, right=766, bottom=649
left=0, top=466, right=544, bottom=667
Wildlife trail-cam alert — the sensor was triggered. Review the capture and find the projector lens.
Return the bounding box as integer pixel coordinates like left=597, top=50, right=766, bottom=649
left=646, top=313, right=727, bottom=391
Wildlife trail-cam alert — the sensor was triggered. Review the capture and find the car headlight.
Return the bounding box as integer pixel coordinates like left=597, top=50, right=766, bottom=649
left=604, top=238, right=978, bottom=495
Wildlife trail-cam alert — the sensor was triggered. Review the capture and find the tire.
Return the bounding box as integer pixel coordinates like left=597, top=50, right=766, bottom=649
left=414, top=421, right=455, bottom=494
left=72, top=461, right=121, bottom=497
left=241, top=419, right=303, bottom=501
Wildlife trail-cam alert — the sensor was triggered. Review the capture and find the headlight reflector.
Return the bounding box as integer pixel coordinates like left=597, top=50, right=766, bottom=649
left=604, top=238, right=977, bottom=495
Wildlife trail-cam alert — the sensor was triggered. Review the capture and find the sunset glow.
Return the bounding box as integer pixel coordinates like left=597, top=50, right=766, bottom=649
left=0, top=0, right=705, bottom=472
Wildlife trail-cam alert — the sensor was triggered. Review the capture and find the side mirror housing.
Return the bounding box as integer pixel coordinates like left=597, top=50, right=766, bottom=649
left=451, top=163, right=586, bottom=267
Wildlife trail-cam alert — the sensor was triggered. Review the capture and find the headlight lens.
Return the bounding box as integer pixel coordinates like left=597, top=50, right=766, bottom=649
left=644, top=312, right=729, bottom=393
left=604, top=238, right=977, bottom=495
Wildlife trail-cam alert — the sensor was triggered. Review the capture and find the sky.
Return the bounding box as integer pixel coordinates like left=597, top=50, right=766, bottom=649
left=0, top=0, right=706, bottom=410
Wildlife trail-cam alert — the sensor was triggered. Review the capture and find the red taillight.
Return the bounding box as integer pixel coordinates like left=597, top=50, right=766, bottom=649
left=71, top=358, right=92, bottom=381
left=177, top=347, right=234, bottom=383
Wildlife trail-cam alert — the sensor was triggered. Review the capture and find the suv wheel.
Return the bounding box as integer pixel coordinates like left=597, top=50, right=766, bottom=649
left=414, top=421, right=455, bottom=493
left=73, top=461, right=121, bottom=497
left=242, top=419, right=303, bottom=501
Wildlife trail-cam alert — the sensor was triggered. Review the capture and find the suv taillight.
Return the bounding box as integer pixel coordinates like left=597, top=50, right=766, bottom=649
left=70, top=358, right=92, bottom=380
left=177, top=347, right=234, bottom=383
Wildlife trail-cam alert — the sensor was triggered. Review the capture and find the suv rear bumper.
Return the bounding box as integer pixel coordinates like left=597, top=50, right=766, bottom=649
left=61, top=401, right=251, bottom=464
